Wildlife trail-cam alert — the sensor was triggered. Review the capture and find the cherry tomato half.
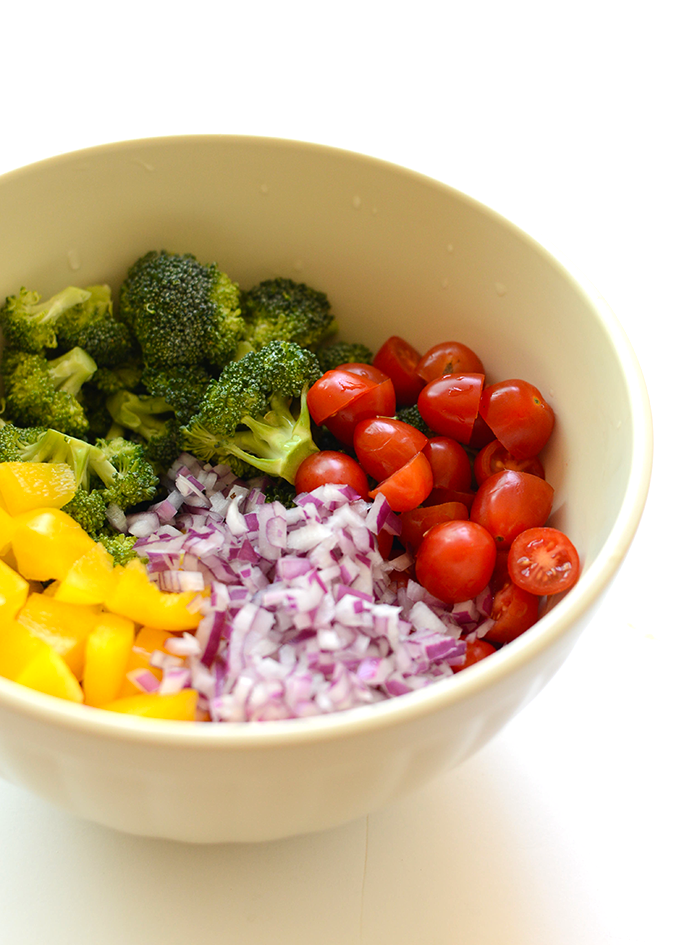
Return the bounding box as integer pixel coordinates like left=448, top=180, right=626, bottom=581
left=473, top=440, right=545, bottom=487
left=416, top=341, right=485, bottom=382
left=508, top=527, right=580, bottom=596
left=467, top=413, right=497, bottom=450
left=368, top=450, right=433, bottom=513
left=372, top=336, right=425, bottom=406
left=470, top=470, right=554, bottom=548
left=484, top=581, right=540, bottom=645
left=451, top=638, right=496, bottom=672
left=423, top=436, right=473, bottom=492
left=336, top=362, right=390, bottom=385
left=295, top=451, right=370, bottom=500
left=307, top=369, right=375, bottom=425
left=415, top=519, right=496, bottom=604
left=423, top=487, right=475, bottom=509
left=417, top=373, right=485, bottom=444
left=353, top=417, right=428, bottom=482
left=323, top=378, right=396, bottom=447
left=399, top=500, right=471, bottom=552
left=479, top=379, right=555, bottom=460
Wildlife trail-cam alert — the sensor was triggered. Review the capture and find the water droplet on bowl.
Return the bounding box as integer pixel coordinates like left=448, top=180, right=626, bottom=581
left=447, top=243, right=454, bottom=253
left=441, top=278, right=449, bottom=289
left=495, top=282, right=507, bottom=296
left=134, top=159, right=154, bottom=172
left=294, top=259, right=303, bottom=272
left=260, top=183, right=269, bottom=194
left=67, top=250, right=81, bottom=271
left=352, top=196, right=361, bottom=209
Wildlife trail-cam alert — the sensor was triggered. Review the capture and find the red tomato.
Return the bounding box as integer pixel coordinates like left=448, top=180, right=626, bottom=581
left=353, top=417, right=428, bottom=482
left=451, top=638, right=496, bottom=672
left=336, top=362, right=390, bottom=385
left=372, top=336, right=425, bottom=406
left=295, top=451, right=370, bottom=500
left=368, top=451, right=433, bottom=513
left=423, top=436, right=473, bottom=492
left=484, top=581, right=540, bottom=645
left=473, top=440, right=545, bottom=486
left=323, top=379, right=396, bottom=446
left=508, top=527, right=580, bottom=596
left=415, top=520, right=496, bottom=604
left=416, top=341, right=485, bottom=382
left=470, top=470, right=554, bottom=548
left=479, top=379, right=555, bottom=460
left=417, top=373, right=485, bottom=444
left=468, top=413, right=497, bottom=450
left=423, top=487, right=475, bottom=509
left=399, top=501, right=471, bottom=552
left=375, top=528, right=395, bottom=559
left=307, top=370, right=375, bottom=425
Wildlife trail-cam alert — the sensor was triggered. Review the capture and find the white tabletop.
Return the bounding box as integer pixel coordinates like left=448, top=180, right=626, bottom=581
left=1, top=3, right=697, bottom=942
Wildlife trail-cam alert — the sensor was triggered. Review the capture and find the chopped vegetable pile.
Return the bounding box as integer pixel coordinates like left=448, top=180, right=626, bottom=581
left=0, top=252, right=581, bottom=721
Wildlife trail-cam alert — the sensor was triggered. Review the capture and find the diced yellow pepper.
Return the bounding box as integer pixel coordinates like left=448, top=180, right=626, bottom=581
left=101, top=689, right=198, bottom=720
left=14, top=646, right=84, bottom=703
left=0, top=506, right=16, bottom=556
left=0, top=462, right=76, bottom=515
left=53, top=542, right=118, bottom=605
left=117, top=625, right=174, bottom=698
left=105, top=560, right=202, bottom=631
left=11, top=508, right=96, bottom=582
left=16, top=592, right=102, bottom=678
left=0, top=618, right=44, bottom=681
left=0, top=558, right=29, bottom=620
left=82, top=614, right=136, bottom=707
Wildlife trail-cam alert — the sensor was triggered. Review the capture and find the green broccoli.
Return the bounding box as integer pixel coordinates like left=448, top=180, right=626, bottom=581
left=396, top=403, right=435, bottom=438
left=90, top=359, right=144, bottom=396
left=259, top=476, right=298, bottom=509
left=55, top=284, right=135, bottom=366
left=97, top=531, right=139, bottom=566
left=0, top=285, right=91, bottom=353
left=240, top=277, right=336, bottom=351
left=182, top=340, right=322, bottom=483
left=1, top=346, right=97, bottom=438
left=141, top=363, right=212, bottom=423
left=118, top=251, right=245, bottom=369
left=316, top=341, right=374, bottom=373
left=0, top=424, right=159, bottom=539
left=105, top=390, right=183, bottom=471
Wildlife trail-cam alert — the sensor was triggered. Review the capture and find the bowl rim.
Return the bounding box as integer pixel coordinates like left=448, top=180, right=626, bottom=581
left=0, top=134, right=653, bottom=748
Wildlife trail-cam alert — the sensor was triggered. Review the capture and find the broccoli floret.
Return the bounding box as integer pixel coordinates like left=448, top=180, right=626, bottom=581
left=240, top=278, right=336, bottom=352
left=118, top=251, right=245, bottom=369
left=55, top=284, right=135, bottom=366
left=316, top=341, right=374, bottom=373
left=90, top=359, right=144, bottom=395
left=95, top=436, right=161, bottom=508
left=396, top=404, right=435, bottom=438
left=182, top=340, right=322, bottom=484
left=0, top=285, right=91, bottom=353
left=62, top=488, right=108, bottom=538
left=105, top=390, right=183, bottom=471
left=141, top=363, right=212, bottom=423
left=1, top=346, right=97, bottom=438
left=259, top=476, right=298, bottom=509
left=97, top=531, right=139, bottom=566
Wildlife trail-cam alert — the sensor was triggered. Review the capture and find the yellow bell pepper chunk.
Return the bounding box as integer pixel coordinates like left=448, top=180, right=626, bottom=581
left=101, top=688, right=198, bottom=720
left=82, top=614, right=136, bottom=707
left=11, top=508, right=96, bottom=582
left=0, top=506, right=16, bottom=556
left=105, top=560, right=203, bottom=631
left=14, top=645, right=84, bottom=703
left=0, top=618, right=44, bottom=681
left=16, top=592, right=102, bottom=678
left=0, top=558, right=29, bottom=620
left=53, top=542, right=118, bottom=605
left=0, top=462, right=76, bottom=515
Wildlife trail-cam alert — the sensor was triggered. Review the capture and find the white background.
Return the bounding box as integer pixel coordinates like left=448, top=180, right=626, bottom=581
left=1, top=2, right=698, bottom=942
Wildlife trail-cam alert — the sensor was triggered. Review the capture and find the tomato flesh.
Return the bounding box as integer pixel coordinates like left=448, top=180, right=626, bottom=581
left=508, top=527, right=580, bottom=596
left=368, top=451, right=433, bottom=513
left=372, top=336, right=425, bottom=406
left=353, top=417, right=428, bottom=482
left=322, top=378, right=396, bottom=446
left=451, top=638, right=496, bottom=672
left=470, top=470, right=554, bottom=548
left=484, top=581, right=540, bottom=645
left=399, top=501, right=471, bottom=552
left=307, top=370, right=376, bottom=425
left=479, top=379, right=555, bottom=459
left=474, top=440, right=545, bottom=486
left=415, top=519, right=496, bottom=604
left=417, top=373, right=485, bottom=444
left=295, top=451, right=370, bottom=500
left=416, top=341, right=484, bottom=382
left=422, top=436, right=473, bottom=492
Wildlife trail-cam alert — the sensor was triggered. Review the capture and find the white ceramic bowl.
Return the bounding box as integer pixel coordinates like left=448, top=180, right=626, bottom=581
left=0, top=136, right=652, bottom=843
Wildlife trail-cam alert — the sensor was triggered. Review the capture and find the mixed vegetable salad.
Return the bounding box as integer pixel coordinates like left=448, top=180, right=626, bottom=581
left=0, top=252, right=580, bottom=721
